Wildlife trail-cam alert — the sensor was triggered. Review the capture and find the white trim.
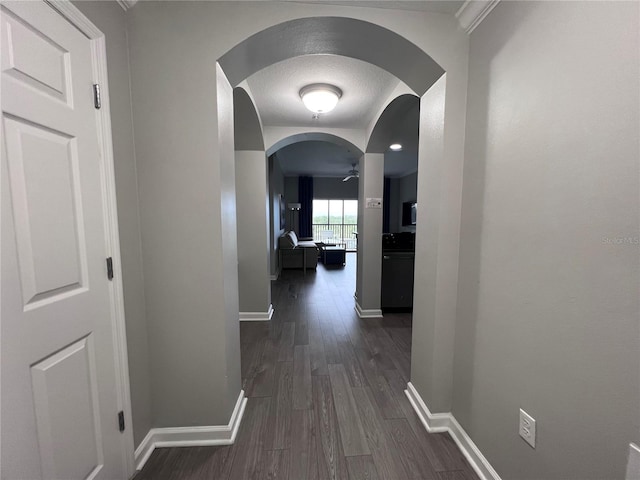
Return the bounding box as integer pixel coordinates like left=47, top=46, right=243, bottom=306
left=134, top=390, right=247, bottom=471
left=239, top=304, right=274, bottom=322
left=405, top=382, right=502, bottom=480
left=46, top=1, right=135, bottom=476
left=355, top=302, right=383, bottom=319
left=270, top=273, right=279, bottom=281
left=404, top=382, right=450, bottom=433
left=455, top=0, right=500, bottom=34
left=627, top=443, right=640, bottom=480
left=116, top=0, right=138, bottom=11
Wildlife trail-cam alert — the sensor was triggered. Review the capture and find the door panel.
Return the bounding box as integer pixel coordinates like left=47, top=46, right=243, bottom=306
left=0, top=7, right=72, bottom=104
left=1, top=2, right=125, bottom=479
left=4, top=116, right=87, bottom=308
left=31, top=336, right=103, bottom=480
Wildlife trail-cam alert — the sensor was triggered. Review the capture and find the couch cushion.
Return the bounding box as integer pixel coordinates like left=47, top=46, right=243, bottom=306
left=278, top=231, right=297, bottom=249
left=297, top=240, right=318, bottom=249
left=288, top=230, right=299, bottom=245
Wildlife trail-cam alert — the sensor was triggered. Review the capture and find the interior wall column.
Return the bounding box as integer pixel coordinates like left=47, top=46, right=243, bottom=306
left=410, top=74, right=460, bottom=413
left=235, top=150, right=272, bottom=319
left=356, top=153, right=384, bottom=316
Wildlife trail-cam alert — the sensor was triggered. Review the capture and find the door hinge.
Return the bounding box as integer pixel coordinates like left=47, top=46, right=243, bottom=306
left=106, top=257, right=114, bottom=281
left=118, top=411, right=125, bottom=432
left=93, top=84, right=101, bottom=109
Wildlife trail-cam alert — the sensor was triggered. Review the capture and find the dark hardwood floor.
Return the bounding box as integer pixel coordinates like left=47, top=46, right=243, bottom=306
left=135, top=253, right=479, bottom=480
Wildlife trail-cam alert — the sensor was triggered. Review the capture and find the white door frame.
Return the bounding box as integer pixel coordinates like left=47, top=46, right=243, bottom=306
left=45, top=1, right=135, bottom=476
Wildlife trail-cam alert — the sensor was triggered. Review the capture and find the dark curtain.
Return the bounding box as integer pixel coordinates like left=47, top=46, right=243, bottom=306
left=383, top=177, right=391, bottom=233
left=298, top=176, right=313, bottom=238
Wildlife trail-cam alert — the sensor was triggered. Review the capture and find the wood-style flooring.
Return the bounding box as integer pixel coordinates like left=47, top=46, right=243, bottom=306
left=135, top=253, right=479, bottom=480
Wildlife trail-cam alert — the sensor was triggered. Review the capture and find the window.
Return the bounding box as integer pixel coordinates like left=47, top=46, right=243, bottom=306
left=312, top=199, right=357, bottom=250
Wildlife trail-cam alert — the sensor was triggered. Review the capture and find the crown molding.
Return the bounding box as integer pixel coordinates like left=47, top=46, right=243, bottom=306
left=456, top=0, right=500, bottom=34
left=117, top=0, right=138, bottom=12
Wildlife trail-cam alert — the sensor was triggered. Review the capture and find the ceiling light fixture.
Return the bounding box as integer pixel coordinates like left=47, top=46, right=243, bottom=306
left=300, top=84, right=342, bottom=114
left=389, top=143, right=403, bottom=151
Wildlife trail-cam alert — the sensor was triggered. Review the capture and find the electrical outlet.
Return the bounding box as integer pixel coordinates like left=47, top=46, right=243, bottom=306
left=519, top=408, right=536, bottom=448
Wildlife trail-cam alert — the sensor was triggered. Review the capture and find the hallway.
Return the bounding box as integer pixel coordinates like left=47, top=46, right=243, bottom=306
left=136, top=253, right=478, bottom=479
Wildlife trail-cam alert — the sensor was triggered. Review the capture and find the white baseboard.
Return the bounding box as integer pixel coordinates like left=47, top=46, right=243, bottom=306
left=405, top=382, right=501, bottom=480
left=355, top=302, right=383, bottom=319
left=628, top=443, right=640, bottom=480
left=134, top=390, right=247, bottom=471
left=239, top=304, right=274, bottom=322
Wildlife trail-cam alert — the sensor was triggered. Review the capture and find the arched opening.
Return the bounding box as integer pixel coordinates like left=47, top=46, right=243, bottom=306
left=233, top=87, right=272, bottom=321
left=219, top=17, right=444, bottom=94
left=268, top=134, right=364, bottom=285
left=217, top=16, right=454, bottom=430
left=128, top=7, right=467, bottom=457
left=366, top=94, right=420, bottom=322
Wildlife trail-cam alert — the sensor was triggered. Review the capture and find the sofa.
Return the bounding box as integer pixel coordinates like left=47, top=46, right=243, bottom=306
left=278, top=231, right=319, bottom=270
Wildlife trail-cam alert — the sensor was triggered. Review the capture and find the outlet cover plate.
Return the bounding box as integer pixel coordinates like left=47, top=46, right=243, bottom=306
left=519, top=408, right=536, bottom=448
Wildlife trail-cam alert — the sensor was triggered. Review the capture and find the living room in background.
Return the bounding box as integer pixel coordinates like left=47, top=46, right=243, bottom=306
left=312, top=199, right=358, bottom=250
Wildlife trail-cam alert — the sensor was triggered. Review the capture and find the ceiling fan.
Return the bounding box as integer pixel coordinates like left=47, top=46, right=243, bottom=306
left=342, top=163, right=359, bottom=182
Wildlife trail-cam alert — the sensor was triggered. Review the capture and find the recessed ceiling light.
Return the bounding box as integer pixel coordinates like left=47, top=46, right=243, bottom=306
left=300, top=84, right=342, bottom=114
left=389, top=143, right=402, bottom=151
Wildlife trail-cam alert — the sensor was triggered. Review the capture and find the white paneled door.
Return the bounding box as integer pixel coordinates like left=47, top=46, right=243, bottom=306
left=1, top=2, right=127, bottom=479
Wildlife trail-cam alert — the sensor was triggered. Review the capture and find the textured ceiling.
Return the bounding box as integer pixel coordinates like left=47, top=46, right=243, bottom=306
left=275, top=140, right=417, bottom=179
left=246, top=55, right=402, bottom=129
left=285, top=0, right=465, bottom=15
left=275, top=141, right=360, bottom=177
left=126, top=0, right=465, bottom=16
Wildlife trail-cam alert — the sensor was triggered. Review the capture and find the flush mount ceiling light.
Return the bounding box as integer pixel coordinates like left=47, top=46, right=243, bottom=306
left=299, top=84, right=342, bottom=114
left=389, top=143, right=403, bottom=151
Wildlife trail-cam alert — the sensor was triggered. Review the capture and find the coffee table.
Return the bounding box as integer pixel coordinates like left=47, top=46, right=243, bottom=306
left=320, top=245, right=346, bottom=266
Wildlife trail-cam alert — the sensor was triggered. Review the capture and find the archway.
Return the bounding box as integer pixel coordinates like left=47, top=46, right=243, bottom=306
left=217, top=16, right=455, bottom=424
left=127, top=4, right=469, bottom=442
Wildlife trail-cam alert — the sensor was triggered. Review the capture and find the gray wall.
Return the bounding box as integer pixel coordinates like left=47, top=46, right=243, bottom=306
left=126, top=7, right=242, bottom=426
left=269, top=156, right=286, bottom=276
left=389, top=172, right=417, bottom=233
left=453, top=2, right=640, bottom=478
left=125, top=0, right=469, bottom=437
left=72, top=1, right=151, bottom=448
left=236, top=151, right=271, bottom=313
left=356, top=154, right=384, bottom=310
left=410, top=76, right=453, bottom=412
left=314, top=177, right=359, bottom=200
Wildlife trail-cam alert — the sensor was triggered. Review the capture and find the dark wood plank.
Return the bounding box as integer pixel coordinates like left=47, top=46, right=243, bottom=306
left=351, top=387, right=408, bottom=480
left=293, top=345, right=312, bottom=410
left=321, top=321, right=341, bottom=365
left=278, top=322, right=295, bottom=362
left=228, top=397, right=271, bottom=480
left=437, top=470, right=480, bottom=480
left=328, top=364, right=371, bottom=457
left=295, top=315, right=310, bottom=345
left=242, top=336, right=266, bottom=381
left=386, top=418, right=438, bottom=479
left=367, top=374, right=404, bottom=419
left=265, top=361, right=293, bottom=450
left=346, top=456, right=380, bottom=480
left=383, top=370, right=471, bottom=473
left=312, top=375, right=349, bottom=480
left=374, top=327, right=411, bottom=380
left=290, top=409, right=320, bottom=480
left=247, top=337, right=278, bottom=397
left=353, top=346, right=404, bottom=419
left=260, top=449, right=291, bottom=480
left=309, top=320, right=329, bottom=376
left=337, top=339, right=366, bottom=388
